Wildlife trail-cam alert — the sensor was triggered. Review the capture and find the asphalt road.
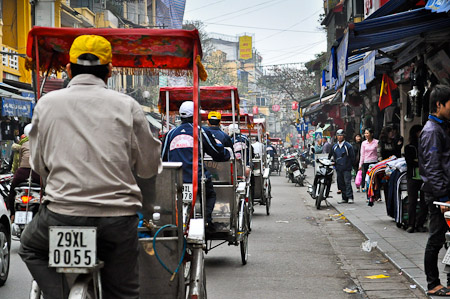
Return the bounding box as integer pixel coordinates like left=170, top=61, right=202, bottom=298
left=205, top=174, right=358, bottom=299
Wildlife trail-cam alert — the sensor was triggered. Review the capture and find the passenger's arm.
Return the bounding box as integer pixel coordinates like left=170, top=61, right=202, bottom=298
left=132, top=103, right=162, bottom=179
left=201, top=128, right=230, bottom=162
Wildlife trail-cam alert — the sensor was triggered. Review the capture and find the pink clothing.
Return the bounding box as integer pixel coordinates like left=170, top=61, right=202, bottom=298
left=359, top=139, right=379, bottom=168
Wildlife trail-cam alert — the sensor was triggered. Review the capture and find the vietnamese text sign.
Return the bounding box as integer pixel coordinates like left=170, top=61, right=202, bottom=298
left=239, top=36, right=252, bottom=60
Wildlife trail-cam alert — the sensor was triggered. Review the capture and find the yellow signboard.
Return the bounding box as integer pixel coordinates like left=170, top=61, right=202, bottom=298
left=239, top=35, right=252, bottom=60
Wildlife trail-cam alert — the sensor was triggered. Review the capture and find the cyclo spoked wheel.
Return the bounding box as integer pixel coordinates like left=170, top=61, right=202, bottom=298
left=264, top=179, right=271, bottom=216
left=247, top=193, right=253, bottom=231
left=239, top=201, right=249, bottom=265
left=315, top=184, right=326, bottom=210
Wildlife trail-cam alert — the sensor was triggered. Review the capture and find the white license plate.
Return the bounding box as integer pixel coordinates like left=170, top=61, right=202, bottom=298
left=14, top=211, right=33, bottom=224
left=49, top=227, right=96, bottom=268
left=182, top=184, right=193, bottom=201
left=293, top=170, right=301, bottom=177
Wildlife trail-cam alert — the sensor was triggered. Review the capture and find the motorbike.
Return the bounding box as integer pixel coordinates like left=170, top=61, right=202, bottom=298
left=300, top=150, right=312, bottom=166
left=435, top=203, right=450, bottom=274
left=284, top=154, right=305, bottom=186
left=11, top=180, right=41, bottom=238
left=308, top=158, right=334, bottom=210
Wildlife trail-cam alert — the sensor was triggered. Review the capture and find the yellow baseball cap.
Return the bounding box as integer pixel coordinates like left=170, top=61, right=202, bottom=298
left=69, top=35, right=112, bottom=66
left=208, top=111, right=221, bottom=120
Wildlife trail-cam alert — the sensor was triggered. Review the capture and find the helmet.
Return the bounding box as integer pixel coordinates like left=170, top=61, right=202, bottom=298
left=336, top=129, right=345, bottom=136
left=208, top=111, right=221, bottom=120
left=228, top=124, right=240, bottom=135
left=24, top=124, right=33, bottom=137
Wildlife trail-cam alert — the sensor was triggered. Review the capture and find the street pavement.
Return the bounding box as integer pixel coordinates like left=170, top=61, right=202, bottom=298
left=304, top=166, right=444, bottom=298
left=206, top=172, right=426, bottom=298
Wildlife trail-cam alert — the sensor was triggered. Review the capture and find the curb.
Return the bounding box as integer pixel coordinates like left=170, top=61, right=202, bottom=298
left=329, top=201, right=429, bottom=297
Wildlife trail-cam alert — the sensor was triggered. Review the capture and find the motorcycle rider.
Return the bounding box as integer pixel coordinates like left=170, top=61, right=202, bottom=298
left=205, top=111, right=233, bottom=148
left=162, top=101, right=230, bottom=230
left=6, top=124, right=40, bottom=223
left=19, top=35, right=162, bottom=299
left=328, top=129, right=355, bottom=204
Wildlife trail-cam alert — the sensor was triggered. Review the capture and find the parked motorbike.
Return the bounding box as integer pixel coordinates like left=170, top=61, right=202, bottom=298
left=11, top=181, right=41, bottom=238
left=284, top=154, right=305, bottom=186
left=435, top=202, right=450, bottom=273
left=308, top=158, right=334, bottom=210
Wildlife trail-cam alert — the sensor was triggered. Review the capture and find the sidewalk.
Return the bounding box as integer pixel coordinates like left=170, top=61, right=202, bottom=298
left=305, top=167, right=445, bottom=297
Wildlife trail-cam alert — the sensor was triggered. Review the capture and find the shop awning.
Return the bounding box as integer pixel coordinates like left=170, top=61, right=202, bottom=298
left=145, top=113, right=162, bottom=129
left=348, top=8, right=450, bottom=55
left=299, top=89, right=334, bottom=109
left=366, top=0, right=413, bottom=20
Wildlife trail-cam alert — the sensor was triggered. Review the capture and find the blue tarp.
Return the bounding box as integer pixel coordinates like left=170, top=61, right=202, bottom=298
left=426, top=0, right=450, bottom=13
left=366, top=0, right=410, bottom=20
left=348, top=8, right=450, bottom=54
left=2, top=98, right=33, bottom=118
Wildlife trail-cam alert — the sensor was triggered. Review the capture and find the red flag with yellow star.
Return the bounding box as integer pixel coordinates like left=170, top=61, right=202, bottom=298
left=378, top=73, right=397, bottom=111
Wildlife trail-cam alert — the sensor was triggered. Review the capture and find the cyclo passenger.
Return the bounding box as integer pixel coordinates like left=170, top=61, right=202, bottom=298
left=161, top=101, right=231, bottom=232
left=19, top=35, right=162, bottom=299
left=205, top=111, right=233, bottom=148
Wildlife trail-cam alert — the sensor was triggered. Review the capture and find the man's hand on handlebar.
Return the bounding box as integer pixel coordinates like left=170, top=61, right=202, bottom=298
left=441, top=201, right=450, bottom=213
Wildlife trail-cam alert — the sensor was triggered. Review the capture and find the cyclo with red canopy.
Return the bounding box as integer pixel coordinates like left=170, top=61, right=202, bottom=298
left=159, top=86, right=250, bottom=265
left=26, top=26, right=207, bottom=298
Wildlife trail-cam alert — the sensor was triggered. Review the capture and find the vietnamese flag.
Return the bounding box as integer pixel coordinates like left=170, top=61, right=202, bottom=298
left=378, top=73, right=397, bottom=111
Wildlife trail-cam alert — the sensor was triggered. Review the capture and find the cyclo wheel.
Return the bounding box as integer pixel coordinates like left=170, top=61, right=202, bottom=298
left=264, top=179, right=272, bottom=216
left=246, top=192, right=253, bottom=231
left=239, top=200, right=249, bottom=265
left=315, top=184, right=325, bottom=210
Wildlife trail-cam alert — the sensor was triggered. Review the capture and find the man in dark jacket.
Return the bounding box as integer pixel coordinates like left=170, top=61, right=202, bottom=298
left=419, top=85, right=450, bottom=296
left=205, top=111, right=233, bottom=148
left=162, top=101, right=230, bottom=228
left=329, top=129, right=355, bottom=204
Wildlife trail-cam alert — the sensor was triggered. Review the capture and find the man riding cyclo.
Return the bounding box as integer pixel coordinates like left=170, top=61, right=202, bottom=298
left=161, top=101, right=231, bottom=232
left=205, top=111, right=233, bottom=148
left=19, top=35, right=162, bottom=299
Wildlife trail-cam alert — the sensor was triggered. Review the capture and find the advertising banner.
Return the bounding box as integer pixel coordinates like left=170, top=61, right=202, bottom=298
left=2, top=98, right=33, bottom=118
left=239, top=36, right=253, bottom=60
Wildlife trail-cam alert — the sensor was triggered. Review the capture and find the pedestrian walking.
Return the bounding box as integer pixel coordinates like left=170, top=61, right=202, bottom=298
left=404, top=124, right=427, bottom=233
left=418, top=85, right=450, bottom=296
left=358, top=128, right=378, bottom=192
left=328, top=129, right=355, bottom=204
left=322, top=137, right=331, bottom=154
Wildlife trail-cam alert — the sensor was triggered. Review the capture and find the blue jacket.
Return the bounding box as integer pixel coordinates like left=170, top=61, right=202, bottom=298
left=232, top=134, right=251, bottom=165
left=205, top=126, right=233, bottom=148
left=328, top=141, right=354, bottom=171
left=161, top=122, right=230, bottom=183
left=419, top=115, right=450, bottom=199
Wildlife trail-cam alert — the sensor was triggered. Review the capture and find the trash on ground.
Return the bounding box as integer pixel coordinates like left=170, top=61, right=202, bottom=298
left=330, top=213, right=344, bottom=217
left=343, top=288, right=358, bottom=294
left=384, top=227, right=387, bottom=230
left=399, top=271, right=403, bottom=275
left=365, top=274, right=390, bottom=279
left=340, top=216, right=347, bottom=220
left=276, top=220, right=289, bottom=223
left=375, top=259, right=389, bottom=264
left=410, top=284, right=417, bottom=289
left=345, top=223, right=351, bottom=225
left=361, top=240, right=378, bottom=252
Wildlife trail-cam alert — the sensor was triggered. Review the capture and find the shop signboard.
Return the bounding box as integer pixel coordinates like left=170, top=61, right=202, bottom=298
left=336, top=31, right=349, bottom=88
left=239, top=35, right=253, bottom=60
left=2, top=98, right=33, bottom=118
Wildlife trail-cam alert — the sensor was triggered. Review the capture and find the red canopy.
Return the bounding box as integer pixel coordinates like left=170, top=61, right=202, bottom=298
left=218, top=113, right=253, bottom=125
left=159, top=86, right=239, bottom=112
left=26, top=27, right=203, bottom=71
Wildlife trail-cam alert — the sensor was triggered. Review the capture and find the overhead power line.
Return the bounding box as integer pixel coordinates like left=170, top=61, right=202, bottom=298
left=200, top=22, right=322, bottom=33
left=203, top=0, right=287, bottom=22
left=186, top=0, right=226, bottom=12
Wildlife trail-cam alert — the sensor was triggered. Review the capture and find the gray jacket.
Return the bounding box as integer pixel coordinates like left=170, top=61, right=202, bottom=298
left=419, top=115, right=450, bottom=199
left=30, top=74, right=162, bottom=217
